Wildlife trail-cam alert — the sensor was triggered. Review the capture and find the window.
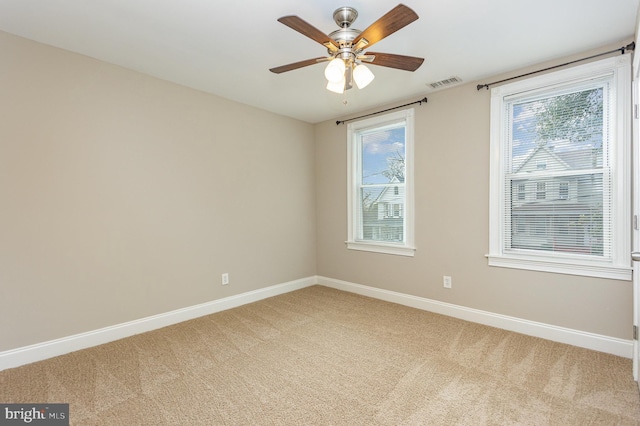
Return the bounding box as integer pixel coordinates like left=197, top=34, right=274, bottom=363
left=559, top=182, right=569, bottom=200
left=536, top=182, right=546, bottom=200
left=347, top=108, right=415, bottom=256
left=517, top=183, right=526, bottom=200
left=488, top=55, right=631, bottom=280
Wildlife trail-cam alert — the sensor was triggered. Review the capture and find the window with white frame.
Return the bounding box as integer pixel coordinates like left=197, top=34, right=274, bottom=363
left=488, top=55, right=631, bottom=280
left=347, top=108, right=415, bottom=256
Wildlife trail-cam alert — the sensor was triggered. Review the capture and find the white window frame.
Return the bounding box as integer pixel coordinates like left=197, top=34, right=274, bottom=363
left=488, top=55, right=632, bottom=280
left=347, top=108, right=415, bottom=256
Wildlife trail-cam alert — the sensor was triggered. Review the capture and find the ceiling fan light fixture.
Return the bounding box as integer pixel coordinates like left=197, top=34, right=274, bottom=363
left=326, top=77, right=346, bottom=94
left=324, top=58, right=346, bottom=83
left=353, top=63, right=375, bottom=89
left=271, top=5, right=423, bottom=94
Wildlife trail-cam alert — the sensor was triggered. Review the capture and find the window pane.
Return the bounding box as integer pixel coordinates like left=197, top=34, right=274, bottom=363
left=507, top=87, right=606, bottom=257
left=511, top=88, right=603, bottom=174
left=510, top=174, right=603, bottom=255
left=361, top=127, right=406, bottom=184
left=360, top=186, right=405, bottom=242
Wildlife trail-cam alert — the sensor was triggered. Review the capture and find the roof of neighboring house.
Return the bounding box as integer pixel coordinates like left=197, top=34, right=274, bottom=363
left=371, top=176, right=403, bottom=205
left=514, top=142, right=601, bottom=173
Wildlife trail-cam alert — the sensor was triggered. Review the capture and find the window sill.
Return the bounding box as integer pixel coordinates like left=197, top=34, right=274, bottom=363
left=346, top=241, right=416, bottom=257
left=486, top=254, right=631, bottom=281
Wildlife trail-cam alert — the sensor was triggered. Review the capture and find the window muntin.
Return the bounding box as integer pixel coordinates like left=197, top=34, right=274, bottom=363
left=488, top=55, right=631, bottom=280
left=347, top=109, right=415, bottom=256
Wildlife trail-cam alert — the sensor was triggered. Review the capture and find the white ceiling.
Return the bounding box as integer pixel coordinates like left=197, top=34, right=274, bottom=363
left=0, top=0, right=638, bottom=123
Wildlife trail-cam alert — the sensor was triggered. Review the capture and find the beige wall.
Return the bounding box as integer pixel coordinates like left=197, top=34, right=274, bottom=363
left=1, top=29, right=633, bottom=354
left=315, top=44, right=634, bottom=340
left=0, top=31, right=317, bottom=351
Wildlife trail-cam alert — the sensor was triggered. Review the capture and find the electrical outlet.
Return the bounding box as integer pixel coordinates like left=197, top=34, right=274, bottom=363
left=443, top=276, right=452, bottom=289
left=221, top=273, right=229, bottom=285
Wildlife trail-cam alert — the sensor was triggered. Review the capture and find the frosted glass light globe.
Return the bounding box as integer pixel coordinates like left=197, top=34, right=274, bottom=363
left=326, top=76, right=346, bottom=94
left=353, top=64, right=375, bottom=89
left=325, top=58, right=346, bottom=83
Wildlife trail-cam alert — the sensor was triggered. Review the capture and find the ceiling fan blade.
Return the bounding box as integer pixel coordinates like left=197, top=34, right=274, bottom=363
left=353, top=4, right=419, bottom=49
left=365, top=52, right=424, bottom=71
left=269, top=57, right=327, bottom=74
left=278, top=16, right=339, bottom=49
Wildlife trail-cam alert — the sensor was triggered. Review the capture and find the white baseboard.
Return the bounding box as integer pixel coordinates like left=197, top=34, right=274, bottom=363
left=2, top=274, right=632, bottom=371
left=0, top=276, right=317, bottom=371
left=317, top=276, right=633, bottom=359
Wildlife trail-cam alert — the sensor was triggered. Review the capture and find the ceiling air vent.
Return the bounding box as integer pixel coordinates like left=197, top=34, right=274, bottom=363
left=427, top=76, right=463, bottom=90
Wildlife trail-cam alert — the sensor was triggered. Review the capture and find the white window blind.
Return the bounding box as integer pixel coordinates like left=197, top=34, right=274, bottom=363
left=505, top=84, right=609, bottom=258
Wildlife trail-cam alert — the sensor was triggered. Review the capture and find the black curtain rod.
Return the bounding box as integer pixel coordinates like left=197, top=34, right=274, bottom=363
left=476, top=42, right=635, bottom=91
left=336, top=97, right=428, bottom=125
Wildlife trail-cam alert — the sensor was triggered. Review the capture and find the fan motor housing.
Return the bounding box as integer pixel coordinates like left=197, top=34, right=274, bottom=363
left=328, top=8, right=364, bottom=58
left=328, top=28, right=361, bottom=46
left=328, top=29, right=362, bottom=61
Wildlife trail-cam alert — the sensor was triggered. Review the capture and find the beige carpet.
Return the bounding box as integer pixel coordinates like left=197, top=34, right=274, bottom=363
left=1, top=285, right=639, bottom=425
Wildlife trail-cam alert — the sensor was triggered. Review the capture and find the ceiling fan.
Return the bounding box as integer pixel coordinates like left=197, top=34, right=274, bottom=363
left=269, top=4, right=424, bottom=94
